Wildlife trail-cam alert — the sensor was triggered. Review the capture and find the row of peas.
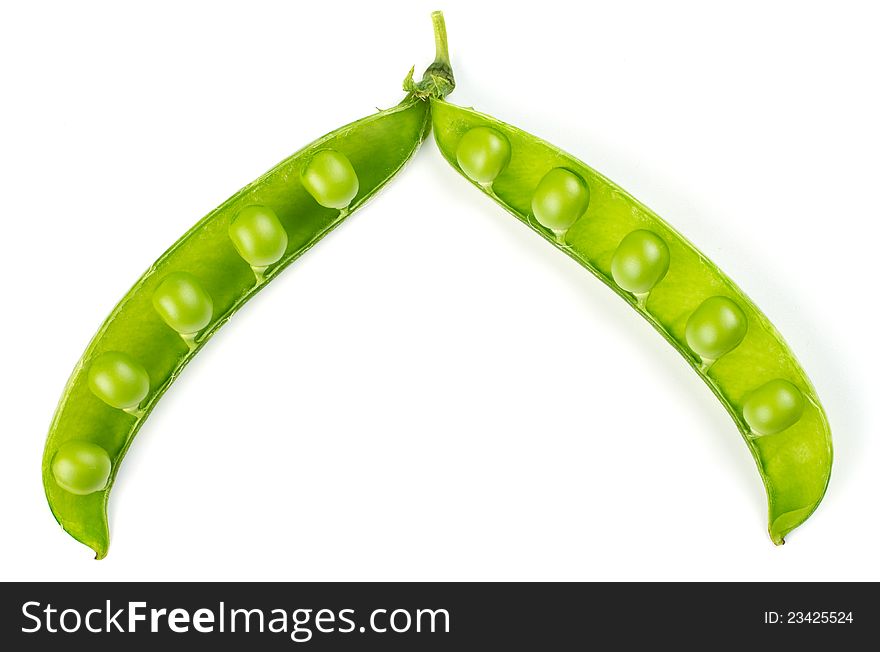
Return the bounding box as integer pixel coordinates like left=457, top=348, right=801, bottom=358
left=454, top=126, right=806, bottom=439
left=51, top=151, right=361, bottom=497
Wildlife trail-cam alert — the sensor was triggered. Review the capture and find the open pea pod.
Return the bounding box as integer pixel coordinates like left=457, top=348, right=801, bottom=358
left=43, top=14, right=455, bottom=558
left=431, top=99, right=832, bottom=544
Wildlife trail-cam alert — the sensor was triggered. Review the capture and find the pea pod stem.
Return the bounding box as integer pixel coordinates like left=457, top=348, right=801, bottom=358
left=431, top=10, right=452, bottom=72
left=404, top=11, right=455, bottom=100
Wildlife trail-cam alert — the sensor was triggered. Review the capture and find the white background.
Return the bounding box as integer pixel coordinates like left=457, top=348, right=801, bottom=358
left=1, top=0, right=877, bottom=581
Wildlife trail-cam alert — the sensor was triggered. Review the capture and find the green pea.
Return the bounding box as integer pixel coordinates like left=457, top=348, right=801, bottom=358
left=743, top=379, right=805, bottom=435
left=300, top=149, right=359, bottom=209
left=456, top=126, right=511, bottom=184
left=228, top=205, right=289, bottom=268
left=52, top=441, right=112, bottom=496
left=685, top=296, right=748, bottom=361
left=152, top=272, right=214, bottom=335
left=88, top=352, right=150, bottom=410
left=530, top=168, right=590, bottom=240
left=611, top=230, right=671, bottom=295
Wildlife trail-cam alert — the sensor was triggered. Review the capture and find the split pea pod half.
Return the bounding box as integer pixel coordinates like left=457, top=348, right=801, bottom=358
left=432, top=99, right=832, bottom=544
left=43, top=13, right=455, bottom=558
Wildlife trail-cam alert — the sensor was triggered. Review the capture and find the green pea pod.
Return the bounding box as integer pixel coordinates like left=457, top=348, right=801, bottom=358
left=431, top=99, right=832, bottom=544
left=44, top=14, right=454, bottom=558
